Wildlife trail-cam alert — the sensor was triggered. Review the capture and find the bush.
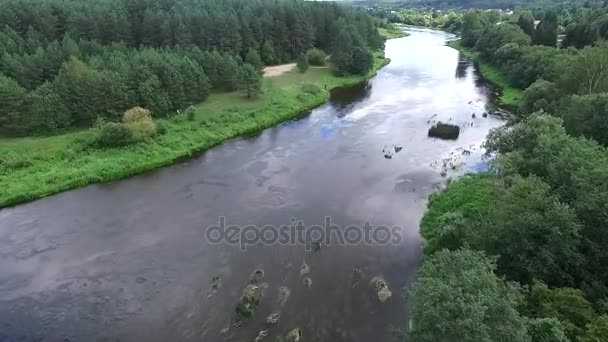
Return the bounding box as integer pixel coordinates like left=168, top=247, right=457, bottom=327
left=156, top=120, right=168, bottom=135
left=95, top=122, right=133, bottom=147
left=428, top=123, right=460, bottom=140
left=296, top=92, right=314, bottom=102
left=301, top=83, right=322, bottom=95
left=306, top=48, right=327, bottom=66
left=297, top=53, right=309, bottom=73
left=122, top=107, right=156, bottom=140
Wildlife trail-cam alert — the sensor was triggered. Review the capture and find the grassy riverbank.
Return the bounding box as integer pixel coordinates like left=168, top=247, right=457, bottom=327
left=448, top=40, right=522, bottom=108
left=379, top=25, right=408, bottom=40
left=0, top=52, right=389, bottom=208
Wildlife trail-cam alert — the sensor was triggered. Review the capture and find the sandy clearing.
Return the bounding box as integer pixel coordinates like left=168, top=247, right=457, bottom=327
left=263, top=63, right=296, bottom=77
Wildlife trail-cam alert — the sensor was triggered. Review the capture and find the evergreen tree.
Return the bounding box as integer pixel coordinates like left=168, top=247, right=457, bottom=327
left=260, top=40, right=277, bottom=65
left=0, top=75, right=27, bottom=134
left=239, top=63, right=261, bottom=98
left=533, top=11, right=559, bottom=47
left=297, top=53, right=309, bottom=73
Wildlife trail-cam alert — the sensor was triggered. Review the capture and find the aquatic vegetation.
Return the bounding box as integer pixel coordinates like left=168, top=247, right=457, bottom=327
left=266, top=313, right=281, bottom=325
left=277, top=286, right=291, bottom=306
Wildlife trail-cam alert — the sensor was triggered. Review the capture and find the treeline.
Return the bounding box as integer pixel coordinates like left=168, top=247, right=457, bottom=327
left=408, top=6, right=608, bottom=342
left=0, top=0, right=384, bottom=135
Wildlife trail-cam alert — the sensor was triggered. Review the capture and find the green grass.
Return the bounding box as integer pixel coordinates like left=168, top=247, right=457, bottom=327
left=379, top=26, right=408, bottom=40
left=447, top=40, right=522, bottom=108
left=0, top=52, right=389, bottom=208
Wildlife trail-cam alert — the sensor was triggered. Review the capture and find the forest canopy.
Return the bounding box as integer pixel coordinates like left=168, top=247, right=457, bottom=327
left=0, top=0, right=384, bottom=135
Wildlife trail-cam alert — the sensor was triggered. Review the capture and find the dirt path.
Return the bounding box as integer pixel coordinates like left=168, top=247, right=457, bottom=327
left=263, top=63, right=296, bottom=77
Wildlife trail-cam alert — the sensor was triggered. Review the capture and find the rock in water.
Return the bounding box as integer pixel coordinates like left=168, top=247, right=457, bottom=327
left=266, top=313, right=280, bottom=325
left=277, top=286, right=291, bottom=306
left=394, top=145, right=403, bottom=153
left=250, top=268, right=265, bottom=284
left=302, top=277, right=312, bottom=288
left=428, top=122, right=460, bottom=140
left=300, top=262, right=310, bottom=276
left=286, top=328, right=302, bottom=342
left=255, top=330, right=269, bottom=342
left=370, top=276, right=392, bottom=303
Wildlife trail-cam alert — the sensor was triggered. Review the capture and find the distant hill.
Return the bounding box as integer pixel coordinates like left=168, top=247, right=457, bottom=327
left=342, top=0, right=602, bottom=9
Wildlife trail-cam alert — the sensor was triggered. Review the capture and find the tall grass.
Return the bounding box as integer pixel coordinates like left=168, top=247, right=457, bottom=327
left=0, top=52, right=388, bottom=207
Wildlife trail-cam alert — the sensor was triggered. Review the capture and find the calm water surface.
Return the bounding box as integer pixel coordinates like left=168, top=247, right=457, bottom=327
left=0, top=28, right=504, bottom=342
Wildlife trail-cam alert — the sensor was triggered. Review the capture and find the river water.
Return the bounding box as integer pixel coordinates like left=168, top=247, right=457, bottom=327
left=0, top=28, right=503, bottom=342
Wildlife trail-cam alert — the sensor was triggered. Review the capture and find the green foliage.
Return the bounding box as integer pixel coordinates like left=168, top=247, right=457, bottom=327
left=0, top=56, right=387, bottom=207
left=557, top=93, right=608, bottom=145
left=475, top=23, right=530, bottom=60
left=527, top=281, right=596, bottom=340
left=408, top=248, right=529, bottom=342
left=533, top=11, right=559, bottom=47
left=0, top=0, right=384, bottom=135
left=297, top=53, right=309, bottom=73
left=517, top=10, right=536, bottom=36
left=95, top=122, right=133, bottom=147
left=331, top=47, right=375, bottom=76
left=301, top=83, right=322, bottom=95
left=306, top=48, right=327, bottom=66
left=461, top=11, right=486, bottom=48
left=560, top=43, right=608, bottom=95
left=580, top=315, right=608, bottom=342
left=239, top=63, right=262, bottom=99
left=520, top=79, right=560, bottom=114
left=526, top=318, right=570, bottom=342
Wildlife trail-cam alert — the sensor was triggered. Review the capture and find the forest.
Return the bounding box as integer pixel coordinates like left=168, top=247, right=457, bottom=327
left=0, top=0, right=383, bottom=136
left=0, top=0, right=387, bottom=207
left=407, top=3, right=608, bottom=342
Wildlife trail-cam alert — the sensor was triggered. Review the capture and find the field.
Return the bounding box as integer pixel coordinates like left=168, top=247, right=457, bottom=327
left=0, top=53, right=389, bottom=208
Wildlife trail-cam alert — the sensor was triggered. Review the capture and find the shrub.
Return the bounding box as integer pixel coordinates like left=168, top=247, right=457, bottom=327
left=306, top=48, right=327, bottom=66
left=122, top=107, right=157, bottom=139
left=156, top=120, right=168, bottom=135
left=296, top=92, right=314, bottom=102
left=301, top=83, right=322, bottom=95
left=297, top=53, right=309, bottom=73
left=95, top=122, right=133, bottom=147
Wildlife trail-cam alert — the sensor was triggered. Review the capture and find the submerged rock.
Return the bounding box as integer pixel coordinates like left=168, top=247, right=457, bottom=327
left=237, top=283, right=267, bottom=319
left=370, top=276, right=392, bottom=303
left=428, top=123, right=460, bottom=140
left=311, top=239, right=322, bottom=251
left=286, top=328, right=303, bottom=342
left=208, top=275, right=222, bottom=297
left=250, top=268, right=265, bottom=284
left=302, top=277, right=312, bottom=288
left=277, top=286, right=291, bottom=306
left=266, top=312, right=281, bottom=325
left=394, top=145, right=403, bottom=153
left=255, top=329, right=269, bottom=342
left=300, top=262, right=310, bottom=276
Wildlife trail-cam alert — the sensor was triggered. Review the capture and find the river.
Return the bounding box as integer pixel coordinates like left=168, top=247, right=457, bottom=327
left=0, top=27, right=504, bottom=342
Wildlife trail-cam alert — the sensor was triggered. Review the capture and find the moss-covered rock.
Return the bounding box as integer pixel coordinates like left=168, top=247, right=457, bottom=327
left=428, top=122, right=460, bottom=140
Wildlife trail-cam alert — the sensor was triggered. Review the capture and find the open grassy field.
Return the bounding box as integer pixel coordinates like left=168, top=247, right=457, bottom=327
left=447, top=40, right=522, bottom=108
left=0, top=52, right=389, bottom=208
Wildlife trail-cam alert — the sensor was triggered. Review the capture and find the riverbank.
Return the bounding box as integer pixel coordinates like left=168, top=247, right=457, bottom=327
left=379, top=25, right=408, bottom=40
left=0, top=52, right=390, bottom=208
left=447, top=40, right=522, bottom=108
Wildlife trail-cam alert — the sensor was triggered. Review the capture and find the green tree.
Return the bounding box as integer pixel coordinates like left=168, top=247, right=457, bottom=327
left=306, top=48, right=327, bottom=66
left=475, top=23, right=530, bottom=60
left=580, top=315, right=608, bottom=342
left=533, top=11, right=559, bottom=47
left=461, top=11, right=485, bottom=48
left=558, top=93, right=608, bottom=145
left=527, top=281, right=596, bottom=340
left=260, top=40, right=276, bottom=65
left=520, top=79, right=560, bottom=114
left=517, top=10, right=536, bottom=36
left=296, top=53, right=309, bottom=73
left=245, top=49, right=263, bottom=73
left=239, top=63, right=261, bottom=98
left=561, top=43, right=608, bottom=95
left=526, top=318, right=570, bottom=342
left=408, top=248, right=529, bottom=342
left=349, top=47, right=374, bottom=75
left=0, top=75, right=27, bottom=134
